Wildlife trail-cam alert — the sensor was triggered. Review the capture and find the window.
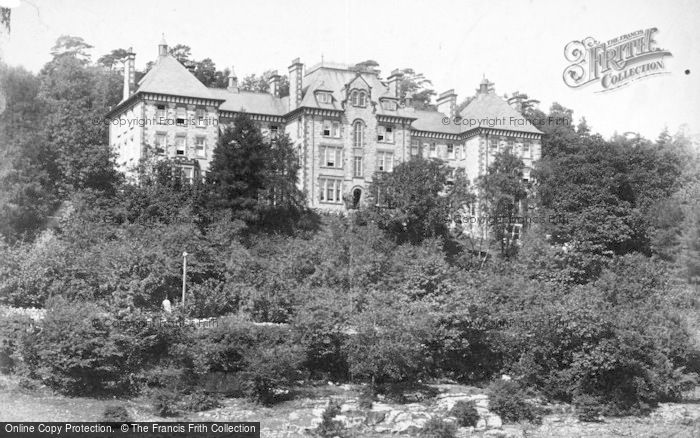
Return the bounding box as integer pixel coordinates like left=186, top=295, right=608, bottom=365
left=459, top=145, right=465, bottom=159
left=323, top=120, right=341, bottom=138
left=318, top=92, right=330, bottom=104
left=382, top=100, right=397, bottom=111
left=411, top=139, right=420, bottom=156
left=332, top=121, right=340, bottom=138
left=378, top=125, right=393, bottom=143
left=176, top=107, right=186, bottom=126
left=353, top=121, right=365, bottom=148
left=183, top=167, right=194, bottom=183
left=351, top=90, right=366, bottom=107
left=319, top=178, right=343, bottom=203
left=270, top=125, right=279, bottom=139
left=377, top=152, right=394, bottom=172
left=156, top=104, right=166, bottom=122
left=447, top=143, right=455, bottom=159
left=490, top=137, right=499, bottom=149
left=195, top=108, right=206, bottom=127
left=522, top=142, right=531, bottom=156
left=175, top=136, right=186, bottom=155
left=155, top=132, right=167, bottom=153
left=323, top=120, right=331, bottom=137
left=429, top=143, right=437, bottom=158
left=322, top=146, right=342, bottom=168
left=195, top=137, right=206, bottom=158
left=353, top=156, right=363, bottom=177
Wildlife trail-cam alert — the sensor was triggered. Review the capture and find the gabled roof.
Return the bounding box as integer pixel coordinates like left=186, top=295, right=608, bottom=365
left=208, top=88, right=288, bottom=115
left=459, top=91, right=542, bottom=134
left=136, top=54, right=217, bottom=100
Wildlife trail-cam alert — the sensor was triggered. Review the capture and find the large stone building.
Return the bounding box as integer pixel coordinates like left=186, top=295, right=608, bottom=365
left=106, top=39, right=542, bottom=213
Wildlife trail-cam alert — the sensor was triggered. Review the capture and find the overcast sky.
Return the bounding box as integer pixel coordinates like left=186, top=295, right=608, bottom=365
left=4, top=0, right=699, bottom=140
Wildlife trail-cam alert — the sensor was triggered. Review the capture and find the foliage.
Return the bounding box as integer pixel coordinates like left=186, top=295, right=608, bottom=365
left=488, top=380, right=543, bottom=424
left=21, top=298, right=132, bottom=396
left=102, top=405, right=132, bottom=422
left=240, top=70, right=290, bottom=97
left=449, top=400, right=480, bottom=427
left=315, top=400, right=345, bottom=437
left=366, top=157, right=473, bottom=244
left=180, top=390, right=221, bottom=412
left=419, top=417, right=457, bottom=438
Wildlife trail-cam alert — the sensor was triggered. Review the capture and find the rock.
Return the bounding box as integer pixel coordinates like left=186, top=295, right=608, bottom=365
left=288, top=412, right=299, bottom=420
left=340, top=401, right=358, bottom=413
left=365, top=411, right=386, bottom=425
left=484, top=430, right=508, bottom=438
left=486, top=413, right=503, bottom=428
left=476, top=418, right=487, bottom=430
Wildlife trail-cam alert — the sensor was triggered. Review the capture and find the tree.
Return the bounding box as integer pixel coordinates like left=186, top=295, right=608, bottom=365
left=477, top=151, right=528, bottom=258
left=97, top=48, right=130, bottom=70
left=49, top=35, right=93, bottom=63
left=240, top=70, right=290, bottom=97
left=398, top=68, right=436, bottom=110
left=366, top=157, right=472, bottom=244
left=206, top=113, right=270, bottom=220
left=168, top=44, right=192, bottom=64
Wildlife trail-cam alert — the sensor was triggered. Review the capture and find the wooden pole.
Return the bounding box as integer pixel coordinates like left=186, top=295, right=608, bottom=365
left=182, top=251, right=188, bottom=307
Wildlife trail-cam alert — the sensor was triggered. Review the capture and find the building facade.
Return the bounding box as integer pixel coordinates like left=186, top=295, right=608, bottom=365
left=106, top=39, right=542, bottom=213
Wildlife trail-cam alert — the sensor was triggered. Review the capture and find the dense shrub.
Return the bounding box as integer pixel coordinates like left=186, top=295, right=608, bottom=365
left=315, top=400, right=345, bottom=437
left=180, top=390, right=221, bottom=412
left=21, top=298, right=132, bottom=396
left=419, top=417, right=457, bottom=438
left=102, top=405, right=132, bottom=422
left=449, top=400, right=479, bottom=427
left=195, top=317, right=303, bottom=405
left=0, top=313, right=34, bottom=374
left=488, top=380, right=542, bottom=424
left=292, top=289, right=351, bottom=381
left=346, top=300, right=437, bottom=391
left=151, top=388, right=180, bottom=417
left=573, top=394, right=602, bottom=422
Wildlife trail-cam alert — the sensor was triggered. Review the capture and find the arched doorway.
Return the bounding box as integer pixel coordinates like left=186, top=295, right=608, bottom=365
left=352, top=187, right=362, bottom=209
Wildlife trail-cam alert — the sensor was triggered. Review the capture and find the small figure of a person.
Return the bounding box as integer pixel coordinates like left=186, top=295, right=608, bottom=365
left=162, top=296, right=172, bottom=314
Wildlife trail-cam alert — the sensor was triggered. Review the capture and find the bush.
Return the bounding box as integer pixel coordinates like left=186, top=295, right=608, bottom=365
left=573, top=394, right=602, bottom=422
left=0, top=313, right=34, bottom=374
left=102, top=405, right=132, bottom=422
left=488, top=380, right=542, bottom=424
left=195, top=317, right=303, bottom=405
left=20, top=298, right=132, bottom=396
left=347, top=301, right=436, bottom=390
left=315, top=399, right=345, bottom=437
left=151, top=388, right=180, bottom=417
left=449, top=400, right=479, bottom=427
left=419, top=417, right=456, bottom=438
left=180, top=390, right=221, bottom=412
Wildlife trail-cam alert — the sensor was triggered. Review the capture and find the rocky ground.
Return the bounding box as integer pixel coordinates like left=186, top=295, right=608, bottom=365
left=2, top=376, right=700, bottom=437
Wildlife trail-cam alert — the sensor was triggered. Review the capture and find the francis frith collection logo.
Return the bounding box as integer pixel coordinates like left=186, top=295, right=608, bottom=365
left=563, top=28, right=672, bottom=92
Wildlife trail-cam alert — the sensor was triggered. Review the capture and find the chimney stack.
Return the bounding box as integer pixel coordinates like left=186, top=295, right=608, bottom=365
left=269, top=70, right=281, bottom=97
left=227, top=66, right=239, bottom=93
left=436, top=89, right=457, bottom=118
left=387, top=69, right=404, bottom=98
left=122, top=47, right=136, bottom=101
left=288, top=58, right=303, bottom=111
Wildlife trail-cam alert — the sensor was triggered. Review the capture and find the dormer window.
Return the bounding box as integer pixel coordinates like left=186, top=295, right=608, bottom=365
left=382, top=100, right=397, bottom=111
left=317, top=92, right=331, bottom=104
left=351, top=90, right=367, bottom=107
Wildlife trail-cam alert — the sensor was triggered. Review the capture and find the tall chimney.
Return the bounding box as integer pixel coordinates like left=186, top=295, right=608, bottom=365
left=387, top=69, right=404, bottom=98
left=477, top=77, right=493, bottom=95
left=288, top=58, right=303, bottom=111
left=269, top=70, right=281, bottom=97
left=436, top=89, right=457, bottom=118
left=227, top=66, right=239, bottom=93
left=158, top=34, right=168, bottom=57
left=122, top=47, right=136, bottom=101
